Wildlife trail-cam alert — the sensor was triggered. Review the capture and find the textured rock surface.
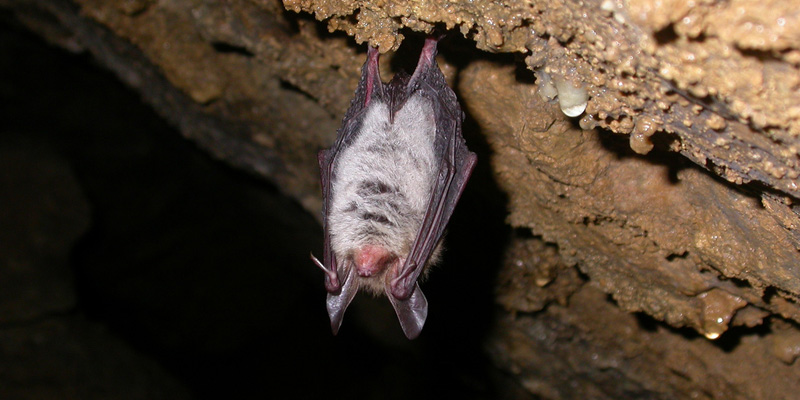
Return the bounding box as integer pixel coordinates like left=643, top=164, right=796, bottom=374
left=4, top=0, right=800, bottom=398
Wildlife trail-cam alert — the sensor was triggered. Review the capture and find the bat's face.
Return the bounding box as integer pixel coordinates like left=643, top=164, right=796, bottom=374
left=352, top=244, right=394, bottom=278
left=348, top=244, right=402, bottom=294
left=345, top=240, right=441, bottom=297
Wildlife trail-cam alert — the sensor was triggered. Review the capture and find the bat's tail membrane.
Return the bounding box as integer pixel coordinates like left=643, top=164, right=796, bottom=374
left=387, top=283, right=428, bottom=339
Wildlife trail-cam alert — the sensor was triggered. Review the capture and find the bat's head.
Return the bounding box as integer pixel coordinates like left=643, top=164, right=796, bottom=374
left=348, top=244, right=402, bottom=295
left=353, top=244, right=395, bottom=278
left=337, top=237, right=443, bottom=298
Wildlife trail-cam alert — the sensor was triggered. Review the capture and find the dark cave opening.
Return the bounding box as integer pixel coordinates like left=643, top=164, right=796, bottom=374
left=0, top=20, right=514, bottom=400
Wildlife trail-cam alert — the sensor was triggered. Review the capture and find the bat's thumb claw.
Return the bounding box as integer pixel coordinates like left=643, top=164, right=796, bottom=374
left=311, top=253, right=340, bottom=292
left=387, top=283, right=428, bottom=339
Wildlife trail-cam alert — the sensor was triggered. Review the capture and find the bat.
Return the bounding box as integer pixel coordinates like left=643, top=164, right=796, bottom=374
left=311, top=36, right=477, bottom=339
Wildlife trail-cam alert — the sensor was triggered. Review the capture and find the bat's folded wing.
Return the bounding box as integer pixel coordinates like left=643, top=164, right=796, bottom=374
left=326, top=262, right=358, bottom=335
left=389, top=38, right=477, bottom=300
left=387, top=282, right=428, bottom=339
left=318, top=46, right=388, bottom=334
left=388, top=37, right=477, bottom=337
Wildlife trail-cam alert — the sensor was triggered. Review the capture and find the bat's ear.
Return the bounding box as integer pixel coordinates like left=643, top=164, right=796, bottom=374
left=387, top=283, right=428, bottom=339
left=326, top=264, right=358, bottom=335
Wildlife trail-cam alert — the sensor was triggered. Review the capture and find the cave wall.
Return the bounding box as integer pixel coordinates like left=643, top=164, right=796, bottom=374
left=4, top=0, right=800, bottom=398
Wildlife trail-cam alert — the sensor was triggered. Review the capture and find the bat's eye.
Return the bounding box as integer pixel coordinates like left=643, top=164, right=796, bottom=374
left=362, top=212, right=392, bottom=225
left=357, top=180, right=396, bottom=196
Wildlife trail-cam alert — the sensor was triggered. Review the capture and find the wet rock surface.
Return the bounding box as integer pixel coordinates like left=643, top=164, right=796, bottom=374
left=3, top=0, right=800, bottom=398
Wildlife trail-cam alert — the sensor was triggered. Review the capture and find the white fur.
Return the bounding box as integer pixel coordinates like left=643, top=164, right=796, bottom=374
left=329, top=95, right=437, bottom=261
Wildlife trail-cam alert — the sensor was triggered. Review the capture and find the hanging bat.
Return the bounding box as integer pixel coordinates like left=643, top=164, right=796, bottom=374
left=311, top=36, right=477, bottom=339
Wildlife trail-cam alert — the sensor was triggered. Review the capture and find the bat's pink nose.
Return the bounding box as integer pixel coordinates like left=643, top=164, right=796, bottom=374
left=354, top=245, right=393, bottom=277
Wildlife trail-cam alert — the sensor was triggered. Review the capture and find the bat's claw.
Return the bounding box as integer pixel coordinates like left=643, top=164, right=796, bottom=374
left=310, top=252, right=340, bottom=292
